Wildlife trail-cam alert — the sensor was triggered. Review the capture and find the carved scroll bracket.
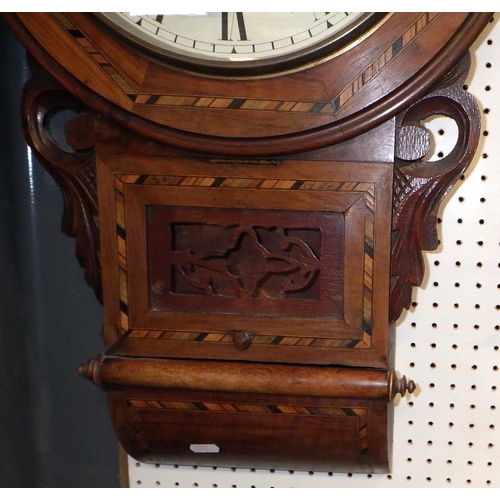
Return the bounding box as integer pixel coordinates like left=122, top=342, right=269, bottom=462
left=22, top=65, right=101, bottom=301
left=390, top=53, right=481, bottom=323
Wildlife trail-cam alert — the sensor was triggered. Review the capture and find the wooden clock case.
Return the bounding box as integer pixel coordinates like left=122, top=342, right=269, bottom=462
left=3, top=12, right=491, bottom=473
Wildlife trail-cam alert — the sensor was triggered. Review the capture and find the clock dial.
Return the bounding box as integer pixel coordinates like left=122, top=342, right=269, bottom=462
left=97, top=12, right=382, bottom=75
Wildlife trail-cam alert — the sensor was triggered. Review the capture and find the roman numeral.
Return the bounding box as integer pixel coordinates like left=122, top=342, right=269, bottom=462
left=221, top=12, right=248, bottom=41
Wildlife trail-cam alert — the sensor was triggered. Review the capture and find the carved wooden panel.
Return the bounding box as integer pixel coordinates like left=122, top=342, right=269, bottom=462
left=147, top=207, right=342, bottom=317
left=100, top=157, right=392, bottom=368
left=4, top=11, right=489, bottom=476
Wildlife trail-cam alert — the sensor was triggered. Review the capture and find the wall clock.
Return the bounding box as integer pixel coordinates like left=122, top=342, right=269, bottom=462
left=96, top=12, right=385, bottom=75
left=2, top=12, right=492, bottom=474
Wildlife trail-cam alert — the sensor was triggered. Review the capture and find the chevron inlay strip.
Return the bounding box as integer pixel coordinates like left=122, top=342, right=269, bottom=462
left=128, top=399, right=367, bottom=419
left=331, top=12, right=440, bottom=113
left=116, top=173, right=376, bottom=349
left=52, top=13, right=138, bottom=96
left=127, top=400, right=369, bottom=455
left=114, top=176, right=129, bottom=331
left=53, top=13, right=439, bottom=117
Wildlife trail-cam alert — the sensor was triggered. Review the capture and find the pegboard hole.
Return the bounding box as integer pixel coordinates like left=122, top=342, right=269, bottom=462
left=422, top=115, right=459, bottom=162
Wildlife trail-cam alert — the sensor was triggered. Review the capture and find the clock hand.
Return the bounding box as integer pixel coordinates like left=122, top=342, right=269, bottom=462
left=221, top=12, right=229, bottom=40
left=221, top=12, right=248, bottom=41
left=236, top=12, right=248, bottom=41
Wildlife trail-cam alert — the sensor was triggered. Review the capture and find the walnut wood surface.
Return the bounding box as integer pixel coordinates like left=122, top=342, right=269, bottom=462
left=3, top=12, right=492, bottom=155
left=391, top=54, right=481, bottom=322
left=21, top=66, right=102, bottom=301
left=107, top=386, right=391, bottom=473
left=98, top=150, right=392, bottom=368
left=5, top=12, right=489, bottom=473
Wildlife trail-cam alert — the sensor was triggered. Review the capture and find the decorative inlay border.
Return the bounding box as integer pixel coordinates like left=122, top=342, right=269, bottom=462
left=52, top=13, right=137, bottom=97
left=52, top=13, right=439, bottom=116
left=127, top=399, right=369, bottom=455
left=114, top=173, right=376, bottom=350
left=331, top=12, right=440, bottom=112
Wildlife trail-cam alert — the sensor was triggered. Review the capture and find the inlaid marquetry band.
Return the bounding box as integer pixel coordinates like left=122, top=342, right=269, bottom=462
left=114, top=173, right=375, bottom=349
left=127, top=399, right=369, bottom=455
left=52, top=13, right=137, bottom=96
left=126, top=329, right=366, bottom=349
left=126, top=401, right=370, bottom=459
left=331, top=12, right=439, bottom=112
left=52, top=13, right=439, bottom=117
left=115, top=175, right=129, bottom=332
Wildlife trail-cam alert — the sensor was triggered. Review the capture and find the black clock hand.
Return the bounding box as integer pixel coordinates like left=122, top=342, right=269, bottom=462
left=236, top=12, right=248, bottom=41
left=221, top=12, right=248, bottom=41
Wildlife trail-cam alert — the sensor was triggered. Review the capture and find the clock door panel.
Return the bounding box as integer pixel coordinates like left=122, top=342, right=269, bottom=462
left=100, top=157, right=392, bottom=368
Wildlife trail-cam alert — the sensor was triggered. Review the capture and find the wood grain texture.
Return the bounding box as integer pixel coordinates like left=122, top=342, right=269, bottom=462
left=107, top=386, right=390, bottom=473
left=21, top=66, right=102, bottom=301
left=390, top=54, right=482, bottom=323
left=6, top=12, right=488, bottom=473
left=97, top=154, right=392, bottom=368
left=3, top=12, right=492, bottom=155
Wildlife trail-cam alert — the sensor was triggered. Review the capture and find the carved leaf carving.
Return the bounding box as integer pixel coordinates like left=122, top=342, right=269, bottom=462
left=22, top=69, right=101, bottom=301
left=172, top=224, right=320, bottom=299
left=390, top=54, right=481, bottom=323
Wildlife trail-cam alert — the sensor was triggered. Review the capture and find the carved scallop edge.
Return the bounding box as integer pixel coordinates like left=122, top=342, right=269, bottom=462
left=21, top=64, right=102, bottom=301
left=390, top=53, right=481, bottom=323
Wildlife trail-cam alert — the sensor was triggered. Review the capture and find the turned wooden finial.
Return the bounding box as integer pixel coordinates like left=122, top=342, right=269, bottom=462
left=387, top=369, right=416, bottom=401
left=78, top=355, right=103, bottom=387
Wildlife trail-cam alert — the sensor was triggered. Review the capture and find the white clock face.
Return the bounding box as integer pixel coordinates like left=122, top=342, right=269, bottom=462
left=98, top=12, right=380, bottom=75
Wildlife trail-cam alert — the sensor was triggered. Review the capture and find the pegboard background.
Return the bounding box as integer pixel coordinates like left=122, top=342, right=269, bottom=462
left=128, top=15, right=499, bottom=488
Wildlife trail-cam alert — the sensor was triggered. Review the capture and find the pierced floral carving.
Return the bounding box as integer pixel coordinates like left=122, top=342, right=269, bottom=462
left=171, top=224, right=320, bottom=299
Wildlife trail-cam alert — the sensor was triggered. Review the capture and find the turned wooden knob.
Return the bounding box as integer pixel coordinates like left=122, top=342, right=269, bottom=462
left=232, top=332, right=253, bottom=350
left=387, top=369, right=416, bottom=401
left=78, top=355, right=102, bottom=386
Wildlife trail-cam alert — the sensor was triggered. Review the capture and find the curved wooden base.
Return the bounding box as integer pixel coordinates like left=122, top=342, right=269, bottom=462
left=107, top=385, right=392, bottom=473
left=80, top=356, right=413, bottom=473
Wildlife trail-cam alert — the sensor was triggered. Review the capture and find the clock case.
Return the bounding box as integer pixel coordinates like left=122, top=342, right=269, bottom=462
left=3, top=12, right=491, bottom=473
